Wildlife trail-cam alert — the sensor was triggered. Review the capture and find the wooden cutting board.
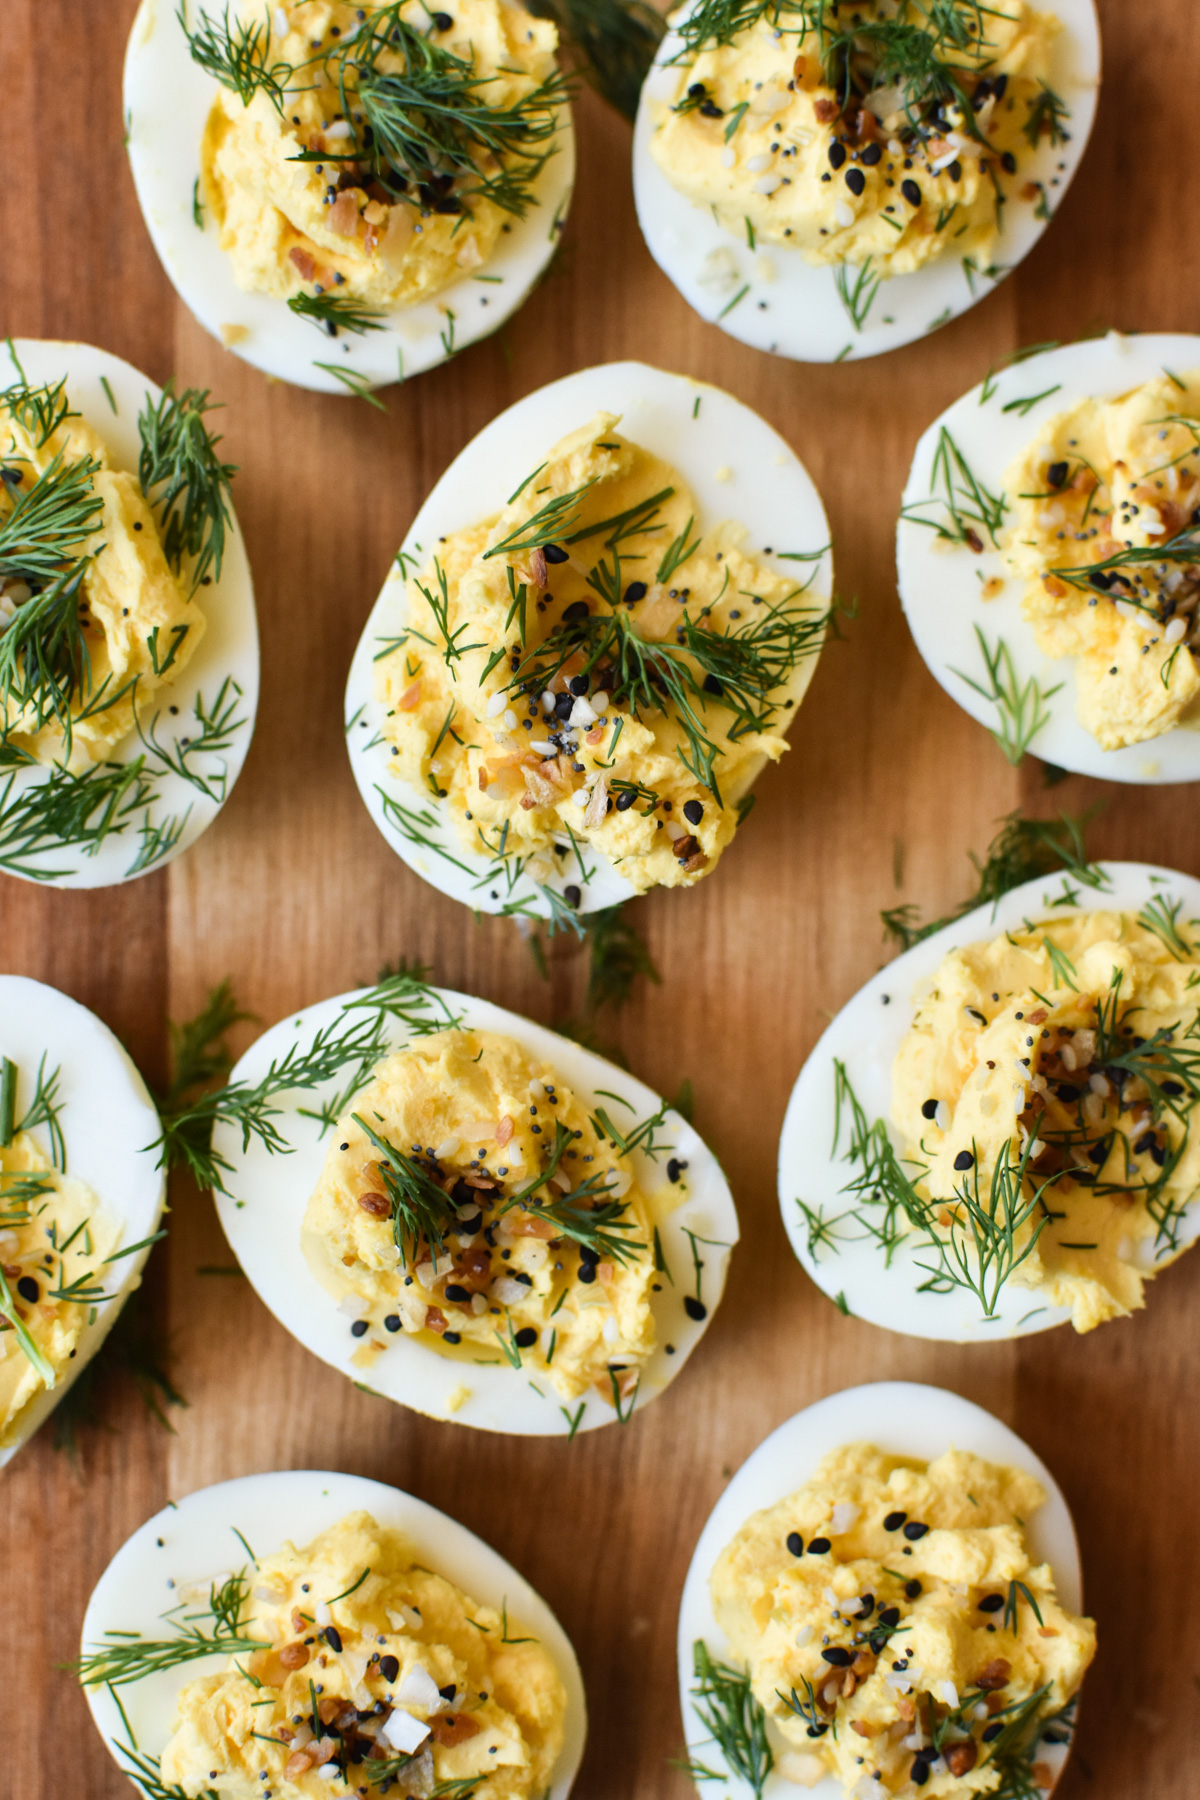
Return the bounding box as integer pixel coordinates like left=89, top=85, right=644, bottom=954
left=1, top=2, right=1198, bottom=1794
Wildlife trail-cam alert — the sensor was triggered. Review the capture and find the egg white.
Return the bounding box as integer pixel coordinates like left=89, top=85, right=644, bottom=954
left=898, top=332, right=1200, bottom=783
left=0, top=974, right=165, bottom=1467
left=677, top=1380, right=1083, bottom=1800
left=345, top=358, right=833, bottom=918
left=1, top=339, right=259, bottom=888
left=80, top=1467, right=587, bottom=1797
left=778, top=860, right=1200, bottom=1342
left=124, top=1, right=575, bottom=395
left=633, top=0, right=1099, bottom=363
left=211, top=980, right=739, bottom=1434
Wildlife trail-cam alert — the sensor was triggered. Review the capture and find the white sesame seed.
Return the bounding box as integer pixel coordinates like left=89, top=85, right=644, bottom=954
left=934, top=1100, right=950, bottom=1132
left=485, top=692, right=507, bottom=718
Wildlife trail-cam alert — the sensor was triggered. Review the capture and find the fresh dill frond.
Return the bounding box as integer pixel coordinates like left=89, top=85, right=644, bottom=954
left=536, top=1183, right=646, bottom=1264
left=834, top=255, right=881, bottom=332
left=137, top=384, right=237, bottom=592
left=0, top=757, right=157, bottom=881
left=178, top=3, right=292, bottom=108
left=0, top=368, right=76, bottom=448
left=161, top=978, right=254, bottom=1113
left=582, top=902, right=660, bottom=1012
left=914, top=1136, right=1054, bottom=1318
left=882, top=807, right=1105, bottom=950
left=903, top=426, right=1007, bottom=550
left=52, top=1287, right=186, bottom=1465
left=115, top=1743, right=216, bottom=1800
left=300, top=5, right=570, bottom=221
left=1138, top=893, right=1194, bottom=960
left=350, top=1114, right=459, bottom=1261
left=287, top=290, right=387, bottom=338
left=1023, top=81, right=1070, bottom=148
left=682, top=1640, right=773, bottom=1799
left=527, top=0, right=665, bottom=121
left=74, top=1567, right=265, bottom=1687
left=953, top=626, right=1061, bottom=764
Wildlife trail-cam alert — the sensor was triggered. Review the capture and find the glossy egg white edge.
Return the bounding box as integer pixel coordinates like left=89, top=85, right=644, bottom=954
left=124, top=1, right=575, bottom=394
left=633, top=0, right=1099, bottom=364
left=677, top=1381, right=1084, bottom=1800
left=80, top=1467, right=587, bottom=1796
left=345, top=358, right=833, bottom=918
left=0, top=975, right=166, bottom=1468
left=897, top=331, right=1200, bottom=783
left=211, top=980, right=739, bottom=1435
left=778, top=860, right=1200, bottom=1343
left=2, top=339, right=259, bottom=889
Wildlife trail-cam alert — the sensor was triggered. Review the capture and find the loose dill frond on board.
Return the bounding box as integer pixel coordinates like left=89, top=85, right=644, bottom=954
left=287, top=290, right=388, bottom=338
left=287, top=5, right=570, bottom=222
left=74, top=1566, right=266, bottom=1687
left=679, top=1640, right=773, bottom=1799
left=527, top=0, right=665, bottom=121
left=161, top=977, right=254, bottom=1114
left=52, top=1288, right=186, bottom=1466
left=137, top=384, right=237, bottom=592
left=882, top=807, right=1105, bottom=950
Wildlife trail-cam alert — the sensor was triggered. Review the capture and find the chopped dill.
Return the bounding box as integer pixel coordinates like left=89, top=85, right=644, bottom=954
left=286, top=290, right=387, bottom=338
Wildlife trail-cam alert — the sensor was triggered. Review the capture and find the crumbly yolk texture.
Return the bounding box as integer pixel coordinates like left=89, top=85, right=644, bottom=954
left=892, top=909, right=1200, bottom=1331
left=1001, top=372, right=1200, bottom=750
left=651, top=0, right=1058, bottom=275
left=0, top=1133, right=114, bottom=1445
left=200, top=0, right=561, bottom=311
left=376, top=412, right=823, bottom=894
left=0, top=405, right=203, bottom=767
left=160, top=1510, right=566, bottom=1800
left=711, top=1443, right=1095, bottom=1798
left=302, top=1029, right=663, bottom=1403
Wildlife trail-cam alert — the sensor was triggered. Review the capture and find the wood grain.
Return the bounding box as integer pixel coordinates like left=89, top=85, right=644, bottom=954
left=1, top=1, right=1199, bottom=1794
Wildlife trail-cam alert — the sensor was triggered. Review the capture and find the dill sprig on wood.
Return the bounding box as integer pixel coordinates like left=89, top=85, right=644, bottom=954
left=681, top=1640, right=773, bottom=1799
left=583, top=903, right=661, bottom=1011
left=74, top=1567, right=266, bottom=1688
left=527, top=0, right=665, bottom=121
left=137, top=384, right=237, bottom=592
left=882, top=807, right=1106, bottom=950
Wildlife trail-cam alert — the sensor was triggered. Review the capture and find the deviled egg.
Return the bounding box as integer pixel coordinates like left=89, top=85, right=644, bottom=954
left=125, top=0, right=575, bottom=394
left=0, top=339, right=257, bottom=887
left=779, top=860, right=1200, bottom=1340
left=898, top=332, right=1200, bottom=782
left=678, top=1381, right=1093, bottom=1800
left=345, top=360, right=832, bottom=918
left=634, top=0, right=1099, bottom=362
left=0, top=974, right=165, bottom=1466
left=78, top=1467, right=586, bottom=1800
left=210, top=969, right=737, bottom=1434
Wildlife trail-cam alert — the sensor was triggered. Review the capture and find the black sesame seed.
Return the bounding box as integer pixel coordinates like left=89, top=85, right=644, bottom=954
left=807, top=1537, right=831, bottom=1555
left=822, top=1646, right=853, bottom=1667
left=323, top=1627, right=343, bottom=1653
left=702, top=674, right=724, bottom=696
left=828, top=141, right=847, bottom=169
left=902, top=178, right=922, bottom=205
left=978, top=1593, right=1005, bottom=1612
left=902, top=1521, right=929, bottom=1541
left=563, top=885, right=581, bottom=907
left=443, top=1331, right=461, bottom=1344
left=845, top=167, right=866, bottom=196
left=861, top=142, right=882, bottom=165
left=16, top=1275, right=39, bottom=1303
left=568, top=674, right=589, bottom=695
left=684, top=1295, right=708, bottom=1321
left=514, top=1327, right=538, bottom=1348
left=623, top=581, right=648, bottom=606
left=444, top=1283, right=471, bottom=1303
left=920, top=1099, right=938, bottom=1120
left=883, top=1511, right=907, bottom=1530
left=953, top=1150, right=975, bottom=1171
left=543, top=543, right=568, bottom=563
left=1002, top=150, right=1017, bottom=173
left=786, top=1531, right=804, bottom=1557
left=379, top=1654, right=400, bottom=1682
left=432, top=10, right=453, bottom=26
left=667, top=1157, right=682, bottom=1183
left=383, top=1314, right=402, bottom=1333
left=578, top=1263, right=596, bottom=1285
left=683, top=799, right=704, bottom=825
left=904, top=1580, right=922, bottom=1600
left=616, top=790, right=637, bottom=811
left=562, top=601, right=590, bottom=624
left=912, top=1757, right=930, bottom=1786
left=982, top=1721, right=1004, bottom=1742
left=878, top=1606, right=900, bottom=1627
left=1047, top=461, right=1069, bottom=489
left=350, top=1319, right=369, bottom=1338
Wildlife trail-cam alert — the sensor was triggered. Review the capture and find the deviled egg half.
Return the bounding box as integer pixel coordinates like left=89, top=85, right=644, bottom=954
left=0, top=974, right=165, bottom=1467
left=678, top=1381, right=1093, bottom=1800
left=346, top=360, right=832, bottom=919
left=779, top=860, right=1200, bottom=1341
left=125, top=0, right=575, bottom=394
left=0, top=339, right=258, bottom=887
left=210, top=969, right=737, bottom=1434
left=899, top=333, right=1200, bottom=782
left=78, top=1467, right=586, bottom=1800
left=634, top=0, right=1099, bottom=363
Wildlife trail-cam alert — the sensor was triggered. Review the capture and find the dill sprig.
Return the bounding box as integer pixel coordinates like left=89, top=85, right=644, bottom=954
left=350, top=1114, right=460, bottom=1261
left=1139, top=893, right=1195, bottom=961
left=915, top=1135, right=1055, bottom=1318
left=537, top=1182, right=647, bottom=1264
left=287, top=290, right=387, bottom=338
left=115, top=1743, right=217, bottom=1800
left=834, top=256, right=881, bottom=332
left=137, top=384, right=237, bottom=592
left=682, top=1641, right=773, bottom=1800
left=903, top=426, right=1007, bottom=551
left=178, top=3, right=293, bottom=108
left=295, top=5, right=571, bottom=221
left=0, top=757, right=159, bottom=881
left=511, top=588, right=826, bottom=804
left=583, top=903, right=660, bottom=1011
left=527, top=0, right=665, bottom=121
left=953, top=626, right=1061, bottom=764
left=0, top=361, right=76, bottom=448
left=153, top=972, right=457, bottom=1192
left=0, top=446, right=103, bottom=583
left=882, top=807, right=1105, bottom=950
left=74, top=1567, right=266, bottom=1687
left=52, top=1287, right=186, bottom=1464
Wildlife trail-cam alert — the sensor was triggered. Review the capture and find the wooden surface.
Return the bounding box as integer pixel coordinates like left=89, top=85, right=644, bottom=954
left=3, top=3, right=1200, bottom=1795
